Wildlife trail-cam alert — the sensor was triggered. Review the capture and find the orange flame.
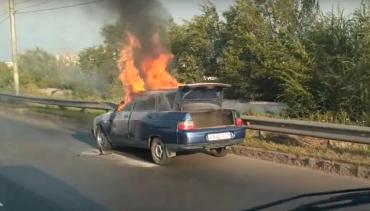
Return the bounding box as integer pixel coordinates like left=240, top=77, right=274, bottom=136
left=117, top=32, right=179, bottom=111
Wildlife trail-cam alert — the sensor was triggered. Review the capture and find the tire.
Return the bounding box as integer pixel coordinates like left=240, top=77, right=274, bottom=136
left=95, top=126, right=112, bottom=155
left=150, top=138, right=171, bottom=165
left=210, top=147, right=228, bottom=157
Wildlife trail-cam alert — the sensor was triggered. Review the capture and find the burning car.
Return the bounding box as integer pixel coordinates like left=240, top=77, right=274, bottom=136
left=92, top=83, right=246, bottom=165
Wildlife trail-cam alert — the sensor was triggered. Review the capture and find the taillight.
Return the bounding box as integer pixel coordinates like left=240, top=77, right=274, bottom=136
left=177, top=121, right=195, bottom=131
left=235, top=118, right=243, bottom=127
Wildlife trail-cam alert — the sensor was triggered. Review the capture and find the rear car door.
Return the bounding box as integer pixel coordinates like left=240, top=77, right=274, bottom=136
left=128, top=95, right=157, bottom=148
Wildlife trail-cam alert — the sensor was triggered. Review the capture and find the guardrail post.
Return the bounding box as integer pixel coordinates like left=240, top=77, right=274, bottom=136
left=258, top=130, right=266, bottom=139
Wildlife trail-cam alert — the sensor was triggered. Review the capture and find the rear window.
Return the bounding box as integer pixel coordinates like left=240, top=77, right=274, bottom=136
left=181, top=88, right=222, bottom=100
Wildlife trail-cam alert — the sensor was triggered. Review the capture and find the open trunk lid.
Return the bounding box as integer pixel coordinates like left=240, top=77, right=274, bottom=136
left=177, top=83, right=231, bottom=111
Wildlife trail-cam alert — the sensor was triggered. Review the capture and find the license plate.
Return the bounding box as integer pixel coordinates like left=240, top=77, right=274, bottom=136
left=207, top=132, right=233, bottom=141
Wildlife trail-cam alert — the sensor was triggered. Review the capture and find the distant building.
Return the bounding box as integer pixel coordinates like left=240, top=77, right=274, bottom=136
left=55, top=54, right=79, bottom=66
left=203, top=76, right=218, bottom=81
left=5, top=62, right=13, bottom=68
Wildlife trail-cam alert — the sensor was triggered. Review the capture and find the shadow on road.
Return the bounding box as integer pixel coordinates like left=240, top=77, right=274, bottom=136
left=114, top=146, right=153, bottom=163
left=245, top=187, right=370, bottom=211
left=71, top=130, right=96, bottom=148
left=0, top=166, right=108, bottom=211
left=114, top=147, right=208, bottom=164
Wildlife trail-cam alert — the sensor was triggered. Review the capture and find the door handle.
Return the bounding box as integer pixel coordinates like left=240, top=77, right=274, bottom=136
left=124, top=115, right=129, bottom=118
left=147, top=114, right=153, bottom=119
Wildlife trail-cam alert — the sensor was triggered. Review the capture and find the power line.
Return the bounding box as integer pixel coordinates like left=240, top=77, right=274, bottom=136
left=16, top=0, right=37, bottom=6
left=17, top=0, right=106, bottom=14
left=0, top=6, right=8, bottom=16
left=18, top=0, right=57, bottom=10
left=0, top=16, right=9, bottom=25
left=0, top=11, right=8, bottom=17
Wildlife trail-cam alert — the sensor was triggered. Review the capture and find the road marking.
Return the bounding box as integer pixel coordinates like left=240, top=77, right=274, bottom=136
left=0, top=202, right=3, bottom=207
left=110, top=153, right=156, bottom=168
left=79, top=149, right=101, bottom=156
left=79, top=150, right=156, bottom=168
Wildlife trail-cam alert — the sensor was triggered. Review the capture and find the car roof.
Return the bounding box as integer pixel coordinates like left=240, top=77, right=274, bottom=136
left=179, top=83, right=231, bottom=89
left=133, top=83, right=231, bottom=98
left=133, top=89, right=176, bottom=98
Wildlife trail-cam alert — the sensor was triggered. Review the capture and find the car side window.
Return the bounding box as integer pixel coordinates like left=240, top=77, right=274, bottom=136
left=134, top=96, right=156, bottom=111
left=123, top=102, right=134, bottom=112
left=158, top=94, right=171, bottom=111
left=166, top=92, right=176, bottom=107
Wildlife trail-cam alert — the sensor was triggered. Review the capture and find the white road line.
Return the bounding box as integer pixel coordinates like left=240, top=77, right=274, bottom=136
left=79, top=149, right=101, bottom=156
left=111, top=153, right=156, bottom=168
left=79, top=150, right=156, bottom=168
left=0, top=202, right=3, bottom=207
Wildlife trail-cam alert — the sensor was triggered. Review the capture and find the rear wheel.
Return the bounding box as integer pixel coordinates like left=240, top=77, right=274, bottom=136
left=95, top=126, right=112, bottom=155
left=210, top=147, right=228, bottom=157
left=150, top=138, right=171, bottom=165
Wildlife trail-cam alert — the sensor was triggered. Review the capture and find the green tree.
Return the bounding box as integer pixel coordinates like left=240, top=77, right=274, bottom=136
left=0, top=62, right=13, bottom=92
left=169, top=1, right=221, bottom=83
left=219, top=0, right=273, bottom=100
left=302, top=6, right=370, bottom=116
left=18, top=48, right=59, bottom=89
left=305, top=11, right=358, bottom=111
left=78, top=21, right=125, bottom=88
left=261, top=0, right=317, bottom=114
left=219, top=0, right=314, bottom=112
left=79, top=45, right=117, bottom=82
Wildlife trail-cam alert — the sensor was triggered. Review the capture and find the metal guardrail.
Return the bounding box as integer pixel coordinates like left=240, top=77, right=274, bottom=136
left=1, top=93, right=369, bottom=145
left=0, top=93, right=116, bottom=110
left=243, top=116, right=370, bottom=145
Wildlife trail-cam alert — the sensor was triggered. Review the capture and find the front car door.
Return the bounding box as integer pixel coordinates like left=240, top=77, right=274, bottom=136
left=110, top=102, right=134, bottom=146
left=128, top=95, right=157, bottom=148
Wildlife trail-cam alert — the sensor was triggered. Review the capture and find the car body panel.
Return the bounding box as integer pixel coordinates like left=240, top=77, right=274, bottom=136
left=177, top=126, right=245, bottom=145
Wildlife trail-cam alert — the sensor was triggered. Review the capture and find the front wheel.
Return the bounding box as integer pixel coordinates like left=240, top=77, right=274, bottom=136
left=150, top=138, right=171, bottom=165
left=95, top=126, right=112, bottom=155
left=210, top=147, right=228, bottom=157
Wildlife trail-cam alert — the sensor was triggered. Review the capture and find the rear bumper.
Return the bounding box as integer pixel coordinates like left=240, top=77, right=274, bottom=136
left=167, top=138, right=243, bottom=151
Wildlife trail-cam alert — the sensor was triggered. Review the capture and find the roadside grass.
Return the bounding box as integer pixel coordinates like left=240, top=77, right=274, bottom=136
left=28, top=105, right=105, bottom=120
left=245, top=110, right=370, bottom=127
left=1, top=86, right=118, bottom=102
left=243, top=131, right=370, bottom=166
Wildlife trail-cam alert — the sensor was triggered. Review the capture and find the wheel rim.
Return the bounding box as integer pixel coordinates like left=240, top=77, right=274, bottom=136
left=154, top=142, right=164, bottom=159
left=97, top=131, right=104, bottom=147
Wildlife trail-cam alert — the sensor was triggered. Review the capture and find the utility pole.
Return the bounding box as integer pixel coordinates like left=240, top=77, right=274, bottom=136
left=9, top=0, right=19, bottom=95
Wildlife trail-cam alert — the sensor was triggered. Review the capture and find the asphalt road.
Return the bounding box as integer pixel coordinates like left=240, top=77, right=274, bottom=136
left=0, top=107, right=369, bottom=211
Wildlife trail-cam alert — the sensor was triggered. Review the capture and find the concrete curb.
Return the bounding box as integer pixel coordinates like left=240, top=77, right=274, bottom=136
left=230, top=145, right=370, bottom=180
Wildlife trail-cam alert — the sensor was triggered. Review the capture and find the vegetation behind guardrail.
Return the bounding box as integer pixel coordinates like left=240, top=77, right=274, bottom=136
left=0, top=93, right=115, bottom=111
left=1, top=93, right=370, bottom=145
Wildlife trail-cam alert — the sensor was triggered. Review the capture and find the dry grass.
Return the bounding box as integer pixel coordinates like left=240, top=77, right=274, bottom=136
left=243, top=130, right=370, bottom=166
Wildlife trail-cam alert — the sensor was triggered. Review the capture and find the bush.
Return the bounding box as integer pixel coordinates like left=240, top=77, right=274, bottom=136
left=0, top=62, right=13, bottom=92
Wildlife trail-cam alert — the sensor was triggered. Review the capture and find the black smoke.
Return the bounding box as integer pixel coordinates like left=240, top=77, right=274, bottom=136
left=101, top=0, right=172, bottom=52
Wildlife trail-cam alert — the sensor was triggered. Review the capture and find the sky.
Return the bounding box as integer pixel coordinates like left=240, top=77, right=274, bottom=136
left=0, top=0, right=364, bottom=62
